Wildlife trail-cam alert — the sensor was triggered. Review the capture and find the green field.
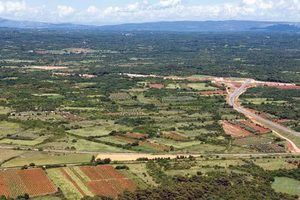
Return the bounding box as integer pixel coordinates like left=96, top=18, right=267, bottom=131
left=272, top=177, right=300, bottom=196
left=0, top=121, right=22, bottom=137
left=2, top=152, right=92, bottom=167
left=47, top=168, right=83, bottom=200
left=0, top=106, right=11, bottom=114
left=0, top=136, right=48, bottom=146
left=186, top=83, right=217, bottom=91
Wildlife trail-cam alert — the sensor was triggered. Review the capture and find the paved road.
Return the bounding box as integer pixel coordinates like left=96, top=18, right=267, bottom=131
left=228, top=80, right=300, bottom=153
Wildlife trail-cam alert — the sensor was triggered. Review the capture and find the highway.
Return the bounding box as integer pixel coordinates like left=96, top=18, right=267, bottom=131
left=228, top=80, right=300, bottom=153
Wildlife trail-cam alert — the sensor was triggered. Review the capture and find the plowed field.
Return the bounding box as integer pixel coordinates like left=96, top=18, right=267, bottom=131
left=79, top=165, right=136, bottom=198
left=0, top=168, right=57, bottom=198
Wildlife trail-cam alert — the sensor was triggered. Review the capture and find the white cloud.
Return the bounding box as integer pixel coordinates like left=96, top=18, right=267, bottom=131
left=86, top=6, right=98, bottom=14
left=159, top=0, right=181, bottom=7
left=0, top=0, right=300, bottom=24
left=0, top=0, right=26, bottom=14
left=57, top=5, right=75, bottom=17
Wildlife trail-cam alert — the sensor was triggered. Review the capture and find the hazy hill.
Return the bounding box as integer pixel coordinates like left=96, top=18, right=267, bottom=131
left=0, top=18, right=299, bottom=32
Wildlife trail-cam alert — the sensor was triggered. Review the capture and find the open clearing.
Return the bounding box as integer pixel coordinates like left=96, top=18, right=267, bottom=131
left=272, top=177, right=300, bottom=196
left=221, top=121, right=252, bottom=138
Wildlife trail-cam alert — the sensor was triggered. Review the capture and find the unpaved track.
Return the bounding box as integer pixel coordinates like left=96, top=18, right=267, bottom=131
left=228, top=80, right=300, bottom=153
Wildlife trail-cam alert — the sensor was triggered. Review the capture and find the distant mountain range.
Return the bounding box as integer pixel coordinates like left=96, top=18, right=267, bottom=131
left=0, top=18, right=299, bottom=32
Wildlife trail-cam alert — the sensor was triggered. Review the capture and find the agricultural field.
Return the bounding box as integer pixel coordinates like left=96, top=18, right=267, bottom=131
left=47, top=165, right=137, bottom=199
left=0, top=28, right=300, bottom=199
left=0, top=168, right=57, bottom=198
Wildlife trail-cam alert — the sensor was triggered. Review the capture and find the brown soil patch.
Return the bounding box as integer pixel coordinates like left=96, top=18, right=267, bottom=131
left=125, top=132, right=148, bottom=139
left=221, top=121, right=252, bottom=138
left=240, top=120, right=270, bottom=134
left=149, top=83, right=165, bottom=89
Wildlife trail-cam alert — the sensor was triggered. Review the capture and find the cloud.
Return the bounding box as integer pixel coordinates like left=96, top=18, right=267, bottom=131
left=0, top=0, right=300, bottom=24
left=159, top=0, right=181, bottom=8
left=57, top=5, right=75, bottom=17
left=86, top=6, right=99, bottom=14
left=0, top=0, right=26, bottom=14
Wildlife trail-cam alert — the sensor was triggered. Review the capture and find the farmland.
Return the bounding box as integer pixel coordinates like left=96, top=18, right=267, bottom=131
left=0, top=168, right=57, bottom=198
left=47, top=165, right=137, bottom=199
left=0, top=28, right=300, bottom=199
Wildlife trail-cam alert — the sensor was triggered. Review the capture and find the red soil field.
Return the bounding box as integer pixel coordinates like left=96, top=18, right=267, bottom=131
left=231, top=82, right=242, bottom=88
left=80, top=166, right=136, bottom=198
left=0, top=174, right=10, bottom=197
left=240, top=120, right=270, bottom=134
left=0, top=168, right=57, bottom=198
left=125, top=132, right=148, bottom=139
left=221, top=121, right=252, bottom=138
left=149, top=83, right=165, bottom=89
left=199, top=90, right=227, bottom=96
left=80, top=166, right=125, bottom=181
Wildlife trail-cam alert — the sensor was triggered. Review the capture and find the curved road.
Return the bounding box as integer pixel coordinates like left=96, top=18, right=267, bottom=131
left=228, top=80, right=300, bottom=153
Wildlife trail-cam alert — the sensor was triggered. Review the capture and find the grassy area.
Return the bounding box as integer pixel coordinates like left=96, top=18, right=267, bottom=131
left=0, top=150, right=24, bottom=164
left=119, top=169, right=149, bottom=189
left=0, top=136, right=48, bottom=146
left=33, top=196, right=62, bottom=200
left=272, top=177, right=300, bottom=196
left=243, top=98, right=287, bottom=105
left=166, top=83, right=181, bottom=89
left=2, top=152, right=92, bottom=167
left=0, top=106, right=11, bottom=114
left=68, top=127, right=111, bottom=137
left=63, top=167, right=93, bottom=196
left=47, top=168, right=83, bottom=200
left=97, top=136, right=131, bottom=146
left=71, top=139, right=132, bottom=152
left=254, top=159, right=297, bottom=170
left=68, top=124, right=130, bottom=137
left=180, top=143, right=227, bottom=153
left=0, top=121, right=22, bottom=137
left=165, top=158, right=245, bottom=176
left=152, top=138, right=202, bottom=149
left=124, top=163, right=157, bottom=186
left=186, top=83, right=217, bottom=91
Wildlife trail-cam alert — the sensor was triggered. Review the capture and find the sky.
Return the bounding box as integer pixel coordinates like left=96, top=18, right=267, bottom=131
left=0, top=0, right=299, bottom=25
